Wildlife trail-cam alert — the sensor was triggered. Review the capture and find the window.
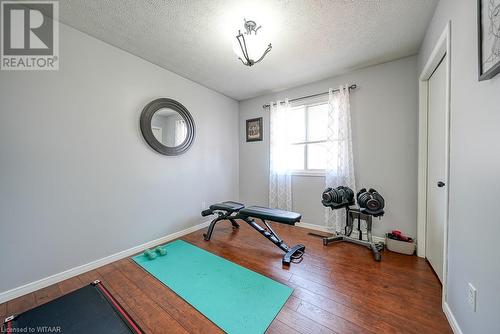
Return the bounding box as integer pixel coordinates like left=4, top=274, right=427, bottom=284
left=287, top=102, right=328, bottom=172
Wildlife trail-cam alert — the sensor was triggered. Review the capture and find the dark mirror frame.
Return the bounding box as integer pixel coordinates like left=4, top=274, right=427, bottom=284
left=140, top=98, right=195, bottom=156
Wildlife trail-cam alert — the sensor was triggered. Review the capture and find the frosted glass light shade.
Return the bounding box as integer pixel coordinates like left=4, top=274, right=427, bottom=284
left=233, top=28, right=271, bottom=65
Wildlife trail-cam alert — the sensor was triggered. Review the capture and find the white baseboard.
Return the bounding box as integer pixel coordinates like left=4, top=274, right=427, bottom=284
left=443, top=301, right=463, bottom=334
left=0, top=220, right=211, bottom=305
left=296, top=222, right=385, bottom=244
left=295, top=222, right=331, bottom=233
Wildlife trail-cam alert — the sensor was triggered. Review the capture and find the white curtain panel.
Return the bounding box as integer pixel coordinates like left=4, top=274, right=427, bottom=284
left=269, top=99, right=292, bottom=210
left=325, top=85, right=356, bottom=232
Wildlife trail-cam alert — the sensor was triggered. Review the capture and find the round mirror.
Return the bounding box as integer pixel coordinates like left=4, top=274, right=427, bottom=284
left=151, top=108, right=188, bottom=146
left=140, top=98, right=195, bottom=156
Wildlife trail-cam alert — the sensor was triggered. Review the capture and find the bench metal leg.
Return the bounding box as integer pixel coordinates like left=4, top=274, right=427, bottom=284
left=203, top=216, right=222, bottom=241
left=229, top=219, right=240, bottom=229
left=322, top=235, right=343, bottom=245
left=283, top=244, right=306, bottom=266
left=203, top=215, right=239, bottom=241
left=243, top=217, right=305, bottom=266
left=323, top=235, right=382, bottom=261
left=322, top=209, right=383, bottom=262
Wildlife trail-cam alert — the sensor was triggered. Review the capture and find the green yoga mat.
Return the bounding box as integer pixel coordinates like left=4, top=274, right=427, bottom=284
left=133, top=240, right=292, bottom=334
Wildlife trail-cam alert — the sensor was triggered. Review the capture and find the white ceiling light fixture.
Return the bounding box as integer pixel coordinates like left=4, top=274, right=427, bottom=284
left=233, top=18, right=272, bottom=66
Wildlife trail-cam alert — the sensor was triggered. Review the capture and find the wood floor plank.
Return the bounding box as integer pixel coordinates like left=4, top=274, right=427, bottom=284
left=291, top=271, right=443, bottom=325
left=272, top=224, right=436, bottom=279
left=294, top=286, right=448, bottom=334
left=291, top=283, right=406, bottom=334
left=266, top=319, right=301, bottom=334
left=6, top=293, right=36, bottom=316
left=238, top=224, right=440, bottom=296
left=78, top=269, right=154, bottom=334
left=293, top=267, right=442, bottom=317
left=96, top=263, right=189, bottom=334
left=34, top=283, right=62, bottom=306
left=187, top=222, right=451, bottom=333
left=284, top=295, right=301, bottom=311
left=276, top=306, right=337, bottom=334
left=194, top=227, right=438, bottom=314
left=289, top=274, right=451, bottom=333
left=326, top=264, right=441, bottom=303
left=58, top=276, right=85, bottom=294
left=219, top=224, right=443, bottom=306
left=0, top=219, right=452, bottom=334
left=296, top=299, right=373, bottom=334
left=114, top=258, right=223, bottom=334
left=0, top=302, right=6, bottom=322
left=78, top=270, right=102, bottom=286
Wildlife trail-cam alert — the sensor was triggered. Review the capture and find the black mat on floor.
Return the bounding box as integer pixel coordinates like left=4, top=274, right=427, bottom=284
left=2, top=281, right=142, bottom=334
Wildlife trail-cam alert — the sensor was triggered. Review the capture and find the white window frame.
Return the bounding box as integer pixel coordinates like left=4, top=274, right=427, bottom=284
left=289, top=101, right=328, bottom=176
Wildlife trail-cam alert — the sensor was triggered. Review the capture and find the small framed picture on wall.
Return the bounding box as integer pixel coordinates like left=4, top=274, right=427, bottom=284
left=246, top=117, right=263, bottom=142
left=478, top=0, right=500, bottom=81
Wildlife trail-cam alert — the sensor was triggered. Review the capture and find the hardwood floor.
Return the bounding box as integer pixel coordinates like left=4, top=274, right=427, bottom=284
left=1, top=222, right=452, bottom=333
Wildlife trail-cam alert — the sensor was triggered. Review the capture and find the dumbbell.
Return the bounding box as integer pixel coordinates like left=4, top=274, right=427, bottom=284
left=144, top=249, right=157, bottom=260
left=154, top=246, right=167, bottom=256
left=322, top=186, right=355, bottom=209
left=144, top=246, right=167, bottom=260
left=356, top=188, right=385, bottom=216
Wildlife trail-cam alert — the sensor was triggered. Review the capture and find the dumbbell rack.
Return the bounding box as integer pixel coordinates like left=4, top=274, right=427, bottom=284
left=322, top=207, right=384, bottom=261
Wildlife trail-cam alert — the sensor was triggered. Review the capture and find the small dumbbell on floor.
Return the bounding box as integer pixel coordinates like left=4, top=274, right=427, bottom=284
left=144, top=248, right=157, bottom=260
left=154, top=246, right=167, bottom=256
left=144, top=246, right=167, bottom=260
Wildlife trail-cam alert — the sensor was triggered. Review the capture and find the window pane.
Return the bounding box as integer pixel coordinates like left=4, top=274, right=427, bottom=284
left=286, top=107, right=305, bottom=144
left=288, top=144, right=305, bottom=170
left=307, top=142, right=326, bottom=170
left=307, top=103, right=328, bottom=141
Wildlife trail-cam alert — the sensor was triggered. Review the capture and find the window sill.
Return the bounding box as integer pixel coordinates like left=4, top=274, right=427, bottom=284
left=291, top=170, right=326, bottom=177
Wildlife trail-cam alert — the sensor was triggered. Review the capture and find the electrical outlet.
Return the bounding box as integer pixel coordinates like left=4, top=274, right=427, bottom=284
left=468, top=283, right=477, bottom=312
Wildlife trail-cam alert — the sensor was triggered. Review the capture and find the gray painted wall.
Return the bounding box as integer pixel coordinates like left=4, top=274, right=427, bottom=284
left=239, top=56, right=419, bottom=238
left=418, top=0, right=500, bottom=332
left=0, top=22, right=239, bottom=293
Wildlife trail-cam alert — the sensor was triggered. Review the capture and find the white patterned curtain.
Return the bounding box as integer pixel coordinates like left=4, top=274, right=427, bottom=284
left=269, top=99, right=292, bottom=210
left=325, top=85, right=356, bottom=232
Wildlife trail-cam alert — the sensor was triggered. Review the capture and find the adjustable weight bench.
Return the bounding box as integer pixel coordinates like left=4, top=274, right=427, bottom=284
left=202, top=201, right=305, bottom=265
left=202, top=201, right=243, bottom=240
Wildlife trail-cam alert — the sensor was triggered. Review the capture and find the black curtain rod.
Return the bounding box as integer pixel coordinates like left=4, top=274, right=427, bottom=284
left=262, top=84, right=357, bottom=109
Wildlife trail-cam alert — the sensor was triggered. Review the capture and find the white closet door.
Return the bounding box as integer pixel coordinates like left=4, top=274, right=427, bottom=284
left=426, top=56, right=447, bottom=283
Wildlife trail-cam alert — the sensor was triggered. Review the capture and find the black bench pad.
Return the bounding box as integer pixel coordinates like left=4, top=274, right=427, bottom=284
left=209, top=201, right=245, bottom=213
left=239, top=206, right=301, bottom=225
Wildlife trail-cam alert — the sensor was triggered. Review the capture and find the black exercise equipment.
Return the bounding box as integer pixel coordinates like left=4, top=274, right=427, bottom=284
left=322, top=186, right=355, bottom=209
left=356, top=188, right=385, bottom=216
left=202, top=201, right=243, bottom=241
left=202, top=201, right=305, bottom=266
left=2, top=280, right=142, bottom=334
left=321, top=186, right=385, bottom=261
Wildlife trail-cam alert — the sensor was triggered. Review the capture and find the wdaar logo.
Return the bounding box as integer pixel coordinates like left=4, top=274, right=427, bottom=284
left=1, top=0, right=58, bottom=70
